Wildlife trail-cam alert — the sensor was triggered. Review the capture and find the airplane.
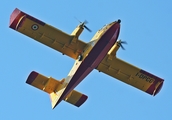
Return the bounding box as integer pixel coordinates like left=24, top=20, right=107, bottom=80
left=9, top=8, right=164, bottom=109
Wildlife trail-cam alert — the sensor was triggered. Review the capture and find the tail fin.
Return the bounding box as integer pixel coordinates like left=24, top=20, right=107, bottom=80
left=26, top=71, right=88, bottom=109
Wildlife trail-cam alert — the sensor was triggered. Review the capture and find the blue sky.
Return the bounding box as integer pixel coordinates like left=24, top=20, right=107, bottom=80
left=1, top=0, right=172, bottom=119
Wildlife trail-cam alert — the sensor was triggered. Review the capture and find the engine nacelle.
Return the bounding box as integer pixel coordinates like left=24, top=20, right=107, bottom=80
left=108, top=41, right=120, bottom=56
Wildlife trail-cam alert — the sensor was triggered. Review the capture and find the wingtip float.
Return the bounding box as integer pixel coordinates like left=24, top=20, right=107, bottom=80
left=10, top=8, right=164, bottom=109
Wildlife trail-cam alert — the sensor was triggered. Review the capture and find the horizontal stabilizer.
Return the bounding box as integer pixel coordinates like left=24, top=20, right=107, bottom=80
left=26, top=71, right=87, bottom=108
left=26, top=71, right=63, bottom=93
left=64, top=90, right=88, bottom=107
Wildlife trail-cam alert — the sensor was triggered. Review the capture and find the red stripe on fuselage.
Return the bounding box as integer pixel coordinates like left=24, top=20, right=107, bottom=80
left=54, top=22, right=120, bottom=108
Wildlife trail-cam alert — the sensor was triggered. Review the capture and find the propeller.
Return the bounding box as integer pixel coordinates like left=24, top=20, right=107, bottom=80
left=83, top=24, right=92, bottom=32
left=75, top=17, right=92, bottom=32
left=117, top=40, right=127, bottom=50
left=80, top=20, right=92, bottom=32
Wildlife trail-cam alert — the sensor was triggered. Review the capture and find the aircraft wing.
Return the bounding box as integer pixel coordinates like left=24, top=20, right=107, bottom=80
left=96, top=55, right=164, bottom=96
left=9, top=8, right=87, bottom=59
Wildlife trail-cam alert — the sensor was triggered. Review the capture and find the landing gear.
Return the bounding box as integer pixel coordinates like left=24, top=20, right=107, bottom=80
left=78, top=54, right=83, bottom=61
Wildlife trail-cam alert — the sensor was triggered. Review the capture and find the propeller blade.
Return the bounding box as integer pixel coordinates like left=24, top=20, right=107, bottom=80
left=120, top=41, right=127, bottom=44
left=120, top=44, right=125, bottom=50
left=118, top=40, right=127, bottom=50
left=74, top=17, right=92, bottom=32
left=84, top=25, right=92, bottom=32
left=83, top=20, right=88, bottom=24
left=83, top=20, right=91, bottom=32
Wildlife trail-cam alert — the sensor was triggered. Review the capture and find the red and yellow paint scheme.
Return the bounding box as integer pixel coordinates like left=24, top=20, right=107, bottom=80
left=9, top=8, right=164, bottom=109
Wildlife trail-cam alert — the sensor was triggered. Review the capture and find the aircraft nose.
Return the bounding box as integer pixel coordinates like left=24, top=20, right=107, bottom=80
left=117, top=19, right=121, bottom=23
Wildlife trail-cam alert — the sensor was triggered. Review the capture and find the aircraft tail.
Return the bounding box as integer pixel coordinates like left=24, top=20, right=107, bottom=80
left=26, top=71, right=88, bottom=109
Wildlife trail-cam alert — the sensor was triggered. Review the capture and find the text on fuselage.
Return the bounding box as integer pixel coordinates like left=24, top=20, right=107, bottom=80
left=135, top=72, right=154, bottom=83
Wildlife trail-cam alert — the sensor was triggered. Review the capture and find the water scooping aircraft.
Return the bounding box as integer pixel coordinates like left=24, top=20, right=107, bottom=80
left=9, top=8, right=164, bottom=109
